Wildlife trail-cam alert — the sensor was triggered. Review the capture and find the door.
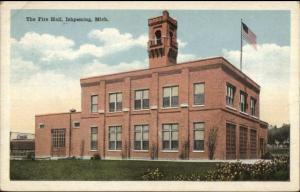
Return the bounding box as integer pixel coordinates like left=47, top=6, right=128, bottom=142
left=226, top=123, right=236, bottom=159
left=51, top=128, right=66, bottom=157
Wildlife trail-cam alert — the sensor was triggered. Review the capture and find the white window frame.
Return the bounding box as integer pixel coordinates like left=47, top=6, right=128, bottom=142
left=162, top=86, right=179, bottom=108
left=91, top=95, right=98, bottom=113
left=38, top=123, right=45, bottom=129
left=109, top=92, right=122, bottom=112
left=108, top=126, right=122, bottom=150
left=134, top=89, right=150, bottom=110
left=226, top=84, right=235, bottom=107
left=240, top=92, right=247, bottom=113
left=73, top=121, right=80, bottom=128
left=194, top=83, right=205, bottom=106
left=193, top=122, right=205, bottom=151
left=90, top=127, right=98, bottom=151
left=134, top=125, right=149, bottom=151
left=250, top=97, right=256, bottom=116
left=162, top=123, right=179, bottom=151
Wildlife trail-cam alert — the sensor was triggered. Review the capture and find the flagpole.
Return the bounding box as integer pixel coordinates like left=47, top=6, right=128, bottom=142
left=240, top=18, right=243, bottom=71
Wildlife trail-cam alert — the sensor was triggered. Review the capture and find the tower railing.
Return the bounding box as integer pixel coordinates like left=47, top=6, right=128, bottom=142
left=148, top=37, right=178, bottom=48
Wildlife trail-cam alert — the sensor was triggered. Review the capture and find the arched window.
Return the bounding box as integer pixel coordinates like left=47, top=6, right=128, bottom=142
left=154, top=30, right=162, bottom=44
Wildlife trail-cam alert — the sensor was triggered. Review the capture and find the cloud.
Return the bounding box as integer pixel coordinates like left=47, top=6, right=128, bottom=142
left=10, top=28, right=196, bottom=133
left=177, top=53, right=197, bottom=63
left=223, top=43, right=290, bottom=86
left=10, top=71, right=81, bottom=133
left=12, top=29, right=148, bottom=62
left=82, top=59, right=148, bottom=78
left=88, top=28, right=147, bottom=48
left=177, top=39, right=187, bottom=48
left=223, top=43, right=290, bottom=126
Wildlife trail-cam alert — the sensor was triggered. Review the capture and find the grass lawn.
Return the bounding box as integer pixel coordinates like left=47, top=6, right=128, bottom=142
left=10, top=160, right=217, bottom=181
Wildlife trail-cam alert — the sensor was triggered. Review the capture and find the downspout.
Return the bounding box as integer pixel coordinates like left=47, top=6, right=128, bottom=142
left=69, top=111, right=72, bottom=157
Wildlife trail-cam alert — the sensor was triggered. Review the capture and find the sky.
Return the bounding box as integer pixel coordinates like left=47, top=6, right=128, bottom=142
left=10, top=9, right=290, bottom=133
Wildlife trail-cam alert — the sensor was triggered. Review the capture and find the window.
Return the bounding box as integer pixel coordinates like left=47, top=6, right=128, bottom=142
left=193, top=122, right=205, bottom=151
left=250, top=98, right=256, bottom=116
left=39, top=123, right=45, bottom=129
left=239, top=126, right=248, bottom=159
left=163, top=86, right=178, bottom=108
left=240, top=92, right=247, bottom=112
left=194, top=83, right=205, bottom=105
left=162, top=124, right=178, bottom=150
left=154, top=30, right=162, bottom=44
left=51, top=129, right=65, bottom=148
left=109, top=93, right=122, bottom=112
left=134, top=125, right=149, bottom=150
left=109, top=126, right=122, bottom=150
left=250, top=129, right=257, bottom=158
left=134, top=90, right=149, bottom=110
left=91, top=127, right=98, bottom=150
left=17, top=135, right=27, bottom=140
left=226, top=84, right=235, bottom=106
left=226, top=123, right=236, bottom=159
left=91, top=95, right=98, bottom=113
left=73, top=121, right=80, bottom=128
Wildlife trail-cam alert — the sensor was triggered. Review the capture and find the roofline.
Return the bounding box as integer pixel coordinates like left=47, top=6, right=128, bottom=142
left=35, top=111, right=81, bottom=117
left=221, top=57, right=260, bottom=89
left=80, top=56, right=223, bottom=81
left=10, top=131, right=35, bottom=135
left=80, top=56, right=260, bottom=90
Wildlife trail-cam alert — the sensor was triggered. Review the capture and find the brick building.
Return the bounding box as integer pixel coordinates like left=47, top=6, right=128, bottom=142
left=35, top=11, right=268, bottom=160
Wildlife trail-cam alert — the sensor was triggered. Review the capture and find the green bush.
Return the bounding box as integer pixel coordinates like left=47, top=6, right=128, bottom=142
left=142, top=168, right=165, bottom=180
left=171, top=155, right=289, bottom=181
left=173, top=173, right=202, bottom=181
left=261, top=152, right=273, bottom=160
left=91, top=154, right=101, bottom=160
left=26, top=152, right=35, bottom=160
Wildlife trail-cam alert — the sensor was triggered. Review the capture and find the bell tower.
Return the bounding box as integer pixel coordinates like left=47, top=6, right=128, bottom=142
left=148, top=10, right=178, bottom=69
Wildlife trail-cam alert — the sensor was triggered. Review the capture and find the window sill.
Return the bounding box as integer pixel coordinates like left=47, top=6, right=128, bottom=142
left=193, top=150, right=205, bottom=153
left=107, top=111, right=123, bottom=113
left=161, top=107, right=180, bottom=110
left=107, top=150, right=122, bottom=152
left=192, top=104, right=205, bottom=107
left=90, top=150, right=98, bottom=152
left=226, top=105, right=237, bottom=111
left=250, top=115, right=258, bottom=119
left=73, top=127, right=80, bottom=129
left=132, top=109, right=150, bottom=112
left=239, top=111, right=248, bottom=116
left=133, top=150, right=149, bottom=152
left=161, top=150, right=179, bottom=153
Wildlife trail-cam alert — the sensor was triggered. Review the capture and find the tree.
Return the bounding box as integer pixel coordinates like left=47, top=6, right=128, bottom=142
left=268, top=124, right=290, bottom=145
left=207, top=127, right=218, bottom=160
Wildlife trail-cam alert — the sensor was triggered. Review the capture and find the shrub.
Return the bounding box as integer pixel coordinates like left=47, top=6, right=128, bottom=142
left=142, top=168, right=165, bottom=180
left=91, top=154, right=101, bottom=160
left=26, top=152, right=35, bottom=160
left=173, top=155, right=289, bottom=181
left=204, top=155, right=289, bottom=181
left=261, top=152, right=273, bottom=160
left=173, top=173, right=202, bottom=181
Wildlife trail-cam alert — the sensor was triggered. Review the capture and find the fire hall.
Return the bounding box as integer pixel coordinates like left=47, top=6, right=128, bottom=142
left=35, top=11, right=268, bottom=160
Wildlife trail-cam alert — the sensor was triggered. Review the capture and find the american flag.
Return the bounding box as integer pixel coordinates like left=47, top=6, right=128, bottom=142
left=242, top=22, right=257, bottom=50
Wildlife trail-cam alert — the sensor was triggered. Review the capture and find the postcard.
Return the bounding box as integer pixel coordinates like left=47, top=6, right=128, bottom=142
left=0, top=1, right=299, bottom=191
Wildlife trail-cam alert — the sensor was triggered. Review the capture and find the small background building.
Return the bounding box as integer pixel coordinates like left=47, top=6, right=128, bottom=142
left=10, top=132, right=35, bottom=159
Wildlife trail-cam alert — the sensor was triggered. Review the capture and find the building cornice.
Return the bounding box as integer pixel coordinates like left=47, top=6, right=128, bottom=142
left=80, top=57, right=260, bottom=92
